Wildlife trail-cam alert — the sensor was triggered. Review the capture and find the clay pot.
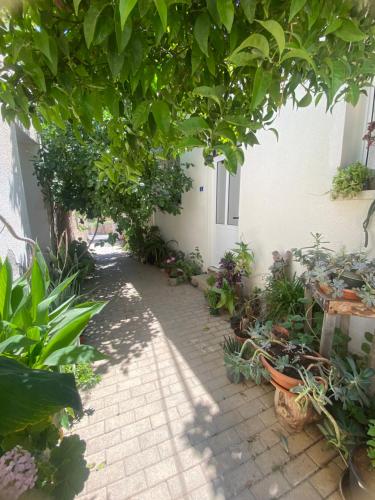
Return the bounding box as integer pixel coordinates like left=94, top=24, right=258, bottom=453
left=272, top=380, right=321, bottom=431
left=261, top=355, right=301, bottom=390
left=319, top=283, right=359, bottom=301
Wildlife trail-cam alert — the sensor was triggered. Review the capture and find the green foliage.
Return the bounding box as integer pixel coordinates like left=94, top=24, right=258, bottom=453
left=265, top=274, right=305, bottom=321
left=1, top=1, right=375, bottom=174
left=367, top=419, right=375, bottom=468
left=127, top=225, right=174, bottom=265
left=233, top=241, right=254, bottom=277
left=331, top=162, right=370, bottom=199
left=0, top=420, right=89, bottom=499
left=0, top=357, right=82, bottom=436
left=0, top=247, right=105, bottom=370
left=64, top=363, right=102, bottom=391
left=213, top=278, right=236, bottom=315
left=174, top=247, right=204, bottom=281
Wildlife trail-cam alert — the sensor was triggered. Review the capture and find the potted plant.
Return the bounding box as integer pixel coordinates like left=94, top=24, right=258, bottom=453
left=222, top=336, right=250, bottom=383
left=331, top=161, right=371, bottom=200
left=293, top=234, right=375, bottom=305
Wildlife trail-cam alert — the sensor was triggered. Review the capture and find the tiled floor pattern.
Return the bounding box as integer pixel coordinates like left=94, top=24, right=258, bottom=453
left=74, top=247, right=343, bottom=500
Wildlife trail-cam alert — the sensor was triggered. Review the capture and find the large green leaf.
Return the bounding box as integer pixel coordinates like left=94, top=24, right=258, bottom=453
left=153, top=0, right=167, bottom=32
left=31, top=257, right=46, bottom=323
left=151, top=101, right=171, bottom=134
left=251, top=66, right=272, bottom=109
left=217, top=0, right=234, bottom=33
left=334, top=19, right=366, bottom=42
left=133, top=101, right=150, bottom=129
left=0, top=259, right=12, bottom=321
left=241, top=0, right=256, bottom=24
left=231, top=34, right=270, bottom=59
left=178, top=117, right=210, bottom=135
left=0, top=357, right=82, bottom=435
left=119, top=0, right=138, bottom=30
left=194, top=12, right=210, bottom=57
left=0, top=334, right=36, bottom=355
left=289, top=0, right=307, bottom=21
left=257, top=20, right=285, bottom=55
left=280, top=48, right=316, bottom=72
left=73, top=0, right=82, bottom=15
left=43, top=345, right=107, bottom=366
left=228, top=51, right=257, bottom=66
left=84, top=2, right=109, bottom=47
left=36, top=273, right=78, bottom=326
left=192, top=86, right=221, bottom=106
left=39, top=302, right=106, bottom=365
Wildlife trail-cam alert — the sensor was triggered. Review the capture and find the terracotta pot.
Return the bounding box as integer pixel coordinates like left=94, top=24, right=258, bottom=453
left=233, top=332, right=249, bottom=344
left=261, top=355, right=301, bottom=390
left=319, top=283, right=359, bottom=301
left=271, top=380, right=321, bottom=431
left=271, top=324, right=289, bottom=338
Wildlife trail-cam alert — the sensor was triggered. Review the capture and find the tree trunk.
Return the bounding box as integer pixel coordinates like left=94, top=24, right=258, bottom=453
left=55, top=205, right=75, bottom=245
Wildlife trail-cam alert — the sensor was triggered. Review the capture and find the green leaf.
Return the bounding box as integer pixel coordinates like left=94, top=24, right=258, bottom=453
left=151, top=101, right=170, bottom=134
left=31, top=258, right=46, bottom=322
left=228, top=51, right=257, bottom=66
left=223, top=115, right=252, bottom=127
left=0, top=357, right=82, bottom=435
left=133, top=101, right=150, bottom=129
left=176, top=137, right=206, bottom=149
left=257, top=19, right=285, bottom=55
left=0, top=259, right=12, bottom=321
left=107, top=50, right=125, bottom=77
left=119, top=0, right=138, bottom=30
left=280, top=48, right=316, bottom=71
left=289, top=0, right=307, bottom=22
left=324, top=18, right=343, bottom=35
left=217, top=144, right=238, bottom=174
left=115, top=17, right=132, bottom=53
left=251, top=66, right=272, bottom=109
left=153, top=0, right=167, bottom=32
left=84, top=2, right=109, bottom=48
left=241, top=0, right=256, bottom=24
left=0, top=335, right=36, bottom=355
left=217, top=0, right=234, bottom=33
left=335, top=19, right=366, bottom=42
left=231, top=34, right=269, bottom=59
left=365, top=331, right=374, bottom=343
left=43, top=345, right=107, bottom=366
left=194, top=12, right=210, bottom=57
left=73, top=0, right=82, bottom=15
left=192, top=86, right=221, bottom=106
left=298, top=92, right=312, bottom=107
left=36, top=273, right=78, bottom=325
left=34, top=30, right=52, bottom=63
left=39, top=302, right=106, bottom=365
left=178, top=117, right=210, bottom=135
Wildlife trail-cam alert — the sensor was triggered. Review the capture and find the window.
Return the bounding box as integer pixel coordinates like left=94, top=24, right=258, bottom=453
left=216, top=161, right=226, bottom=224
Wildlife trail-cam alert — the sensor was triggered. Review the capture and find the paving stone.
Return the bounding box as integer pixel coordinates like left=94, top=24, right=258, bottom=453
left=106, top=437, right=140, bottom=464
left=107, top=471, right=147, bottom=499
left=124, top=446, right=160, bottom=475
left=145, top=456, right=179, bottom=486
left=307, top=440, right=338, bottom=466
left=281, top=480, right=321, bottom=500
left=283, top=454, right=318, bottom=486
left=250, top=471, right=290, bottom=499
left=132, top=481, right=171, bottom=500
left=254, top=444, right=290, bottom=476
left=309, top=462, right=342, bottom=498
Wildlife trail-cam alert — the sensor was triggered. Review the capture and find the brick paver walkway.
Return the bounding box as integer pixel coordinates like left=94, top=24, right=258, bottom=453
left=75, top=247, right=343, bottom=500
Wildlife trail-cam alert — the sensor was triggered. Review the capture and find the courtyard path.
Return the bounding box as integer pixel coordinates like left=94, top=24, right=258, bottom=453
left=75, top=246, right=342, bottom=500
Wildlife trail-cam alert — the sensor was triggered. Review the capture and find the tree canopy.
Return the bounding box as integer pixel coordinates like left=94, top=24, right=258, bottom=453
left=34, top=122, right=193, bottom=229
left=1, top=1, right=375, bottom=174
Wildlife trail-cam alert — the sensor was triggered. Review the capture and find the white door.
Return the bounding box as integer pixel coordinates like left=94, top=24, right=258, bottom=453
left=211, top=158, right=241, bottom=266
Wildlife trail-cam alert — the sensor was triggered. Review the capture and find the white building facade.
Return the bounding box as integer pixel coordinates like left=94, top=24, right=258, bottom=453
left=0, top=120, right=50, bottom=274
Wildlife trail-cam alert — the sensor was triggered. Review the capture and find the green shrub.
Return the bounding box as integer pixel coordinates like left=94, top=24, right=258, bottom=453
left=331, top=162, right=370, bottom=199
left=64, top=363, right=102, bottom=390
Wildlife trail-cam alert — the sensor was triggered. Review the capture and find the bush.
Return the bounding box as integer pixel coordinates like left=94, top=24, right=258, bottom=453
left=331, top=162, right=370, bottom=199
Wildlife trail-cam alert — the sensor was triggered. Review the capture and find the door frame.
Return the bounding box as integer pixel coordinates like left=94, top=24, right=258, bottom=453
left=207, top=154, right=240, bottom=267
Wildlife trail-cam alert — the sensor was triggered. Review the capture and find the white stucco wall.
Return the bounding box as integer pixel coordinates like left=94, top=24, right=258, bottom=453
left=155, top=149, right=213, bottom=265
left=0, top=120, right=50, bottom=274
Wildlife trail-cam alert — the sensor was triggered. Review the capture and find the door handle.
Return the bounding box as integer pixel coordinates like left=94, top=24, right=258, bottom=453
left=233, top=217, right=239, bottom=220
